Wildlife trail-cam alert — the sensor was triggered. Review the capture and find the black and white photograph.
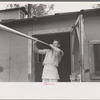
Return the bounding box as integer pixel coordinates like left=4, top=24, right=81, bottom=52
left=0, top=1, right=100, bottom=99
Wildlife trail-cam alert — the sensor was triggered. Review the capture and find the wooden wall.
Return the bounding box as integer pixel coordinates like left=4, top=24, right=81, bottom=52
left=83, top=13, right=100, bottom=82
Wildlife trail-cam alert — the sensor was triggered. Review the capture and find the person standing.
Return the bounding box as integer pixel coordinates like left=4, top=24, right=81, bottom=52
left=34, top=39, right=64, bottom=82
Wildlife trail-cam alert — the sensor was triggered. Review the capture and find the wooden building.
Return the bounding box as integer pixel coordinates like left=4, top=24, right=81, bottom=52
left=0, top=7, right=100, bottom=82
left=0, top=7, right=27, bottom=20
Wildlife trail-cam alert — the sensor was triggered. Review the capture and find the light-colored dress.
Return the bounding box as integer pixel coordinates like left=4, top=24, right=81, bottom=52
left=38, top=49, right=64, bottom=80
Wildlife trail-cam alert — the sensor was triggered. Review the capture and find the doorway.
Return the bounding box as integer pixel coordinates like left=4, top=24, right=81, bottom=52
left=32, top=32, right=71, bottom=82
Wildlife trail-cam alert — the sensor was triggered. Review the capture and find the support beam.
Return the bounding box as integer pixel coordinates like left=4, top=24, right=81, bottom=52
left=0, top=24, right=49, bottom=46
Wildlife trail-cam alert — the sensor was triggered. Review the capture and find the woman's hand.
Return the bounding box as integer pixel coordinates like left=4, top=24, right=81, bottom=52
left=49, top=44, right=53, bottom=47
left=33, top=38, right=38, bottom=44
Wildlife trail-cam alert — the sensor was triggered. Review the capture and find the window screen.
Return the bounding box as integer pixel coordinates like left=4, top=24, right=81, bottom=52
left=89, top=40, right=100, bottom=79
left=93, top=44, right=100, bottom=75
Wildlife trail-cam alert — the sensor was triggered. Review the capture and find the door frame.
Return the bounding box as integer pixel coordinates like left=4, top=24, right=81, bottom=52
left=70, top=14, right=85, bottom=82
left=28, top=27, right=71, bottom=82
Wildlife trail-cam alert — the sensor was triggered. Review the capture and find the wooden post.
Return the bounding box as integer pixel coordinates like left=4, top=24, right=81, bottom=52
left=0, top=24, right=50, bottom=46
left=31, top=40, right=36, bottom=82
left=28, top=38, right=33, bottom=82
left=28, top=32, right=36, bottom=82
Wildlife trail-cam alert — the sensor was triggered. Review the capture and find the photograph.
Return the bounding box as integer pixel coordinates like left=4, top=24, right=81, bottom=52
left=0, top=1, right=100, bottom=99
left=0, top=1, right=100, bottom=83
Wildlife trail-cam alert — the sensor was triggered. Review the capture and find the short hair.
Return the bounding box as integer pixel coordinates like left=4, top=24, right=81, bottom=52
left=54, top=39, right=60, bottom=44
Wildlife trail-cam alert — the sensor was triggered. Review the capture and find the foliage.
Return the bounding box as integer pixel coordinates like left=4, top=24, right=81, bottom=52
left=6, top=4, right=20, bottom=8
left=27, top=4, right=54, bottom=17
left=92, top=4, right=100, bottom=8
left=6, top=4, right=54, bottom=17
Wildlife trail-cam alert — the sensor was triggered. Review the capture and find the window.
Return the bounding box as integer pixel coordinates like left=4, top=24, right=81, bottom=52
left=89, top=40, right=100, bottom=79
left=37, top=54, right=44, bottom=63
left=93, top=44, right=100, bottom=75
left=20, top=11, right=25, bottom=19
